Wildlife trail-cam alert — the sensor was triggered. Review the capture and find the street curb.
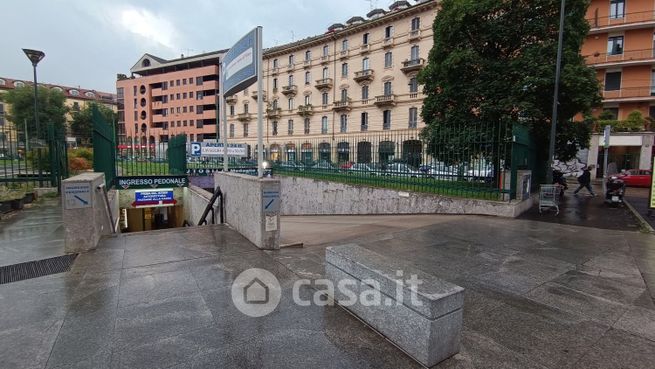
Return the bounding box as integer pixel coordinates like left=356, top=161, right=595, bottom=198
left=624, top=199, right=655, bottom=234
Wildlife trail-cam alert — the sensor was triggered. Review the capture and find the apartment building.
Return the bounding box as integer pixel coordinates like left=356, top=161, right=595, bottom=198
left=223, top=0, right=438, bottom=163
left=582, top=0, right=655, bottom=174
left=115, top=51, right=224, bottom=154
left=0, top=76, right=116, bottom=152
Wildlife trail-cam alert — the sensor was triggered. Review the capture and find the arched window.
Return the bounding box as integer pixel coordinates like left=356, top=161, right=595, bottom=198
left=304, top=118, right=310, bottom=134
left=321, top=116, right=328, bottom=134
left=142, top=58, right=151, bottom=67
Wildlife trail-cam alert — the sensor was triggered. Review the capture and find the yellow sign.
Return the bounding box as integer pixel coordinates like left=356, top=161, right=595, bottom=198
left=650, top=157, right=655, bottom=209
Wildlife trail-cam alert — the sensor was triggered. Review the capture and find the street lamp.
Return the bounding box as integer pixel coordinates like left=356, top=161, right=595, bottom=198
left=547, top=0, right=566, bottom=184
left=23, top=49, right=45, bottom=140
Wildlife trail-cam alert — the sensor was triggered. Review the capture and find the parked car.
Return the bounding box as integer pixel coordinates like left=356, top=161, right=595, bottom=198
left=348, top=163, right=377, bottom=175
left=618, top=169, right=652, bottom=187
left=339, top=161, right=354, bottom=170
left=384, top=163, right=421, bottom=178
left=311, top=160, right=337, bottom=171
left=467, top=166, right=494, bottom=182
left=278, top=161, right=305, bottom=171
left=421, top=163, right=458, bottom=180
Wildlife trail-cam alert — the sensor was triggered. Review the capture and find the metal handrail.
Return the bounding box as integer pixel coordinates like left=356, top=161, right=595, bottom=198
left=198, top=186, right=224, bottom=226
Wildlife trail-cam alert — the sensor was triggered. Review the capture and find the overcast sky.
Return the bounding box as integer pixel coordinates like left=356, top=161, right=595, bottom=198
left=2, top=0, right=381, bottom=93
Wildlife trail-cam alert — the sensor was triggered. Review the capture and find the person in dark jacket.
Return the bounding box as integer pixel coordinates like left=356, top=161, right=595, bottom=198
left=574, top=165, right=596, bottom=196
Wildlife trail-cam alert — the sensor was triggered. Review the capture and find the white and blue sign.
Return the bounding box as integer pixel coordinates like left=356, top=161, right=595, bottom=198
left=63, top=183, right=91, bottom=210
left=262, top=183, right=280, bottom=214
left=135, top=190, right=174, bottom=203
left=190, top=142, right=202, bottom=157
left=223, top=27, right=260, bottom=96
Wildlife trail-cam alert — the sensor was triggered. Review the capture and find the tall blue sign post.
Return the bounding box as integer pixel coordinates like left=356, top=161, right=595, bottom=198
left=221, top=27, right=264, bottom=177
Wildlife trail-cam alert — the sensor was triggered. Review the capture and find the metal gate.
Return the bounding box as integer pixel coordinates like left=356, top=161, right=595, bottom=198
left=92, top=105, right=116, bottom=187
left=167, top=135, right=187, bottom=175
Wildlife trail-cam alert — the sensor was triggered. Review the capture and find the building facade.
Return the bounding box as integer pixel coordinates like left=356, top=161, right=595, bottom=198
left=582, top=0, right=655, bottom=175
left=115, top=52, right=224, bottom=155
left=0, top=76, right=116, bottom=152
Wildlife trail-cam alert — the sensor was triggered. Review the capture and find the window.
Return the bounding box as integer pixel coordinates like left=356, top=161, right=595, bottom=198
left=305, top=50, right=311, bottom=61
left=384, top=26, right=393, bottom=39
left=610, top=0, right=625, bottom=19
left=229, top=105, right=235, bottom=116
left=340, top=114, right=348, bottom=133
left=411, top=17, right=420, bottom=31
left=288, top=54, right=294, bottom=66
left=176, top=79, right=180, bottom=86
left=243, top=123, right=249, bottom=137
left=288, top=98, right=294, bottom=110
left=272, top=121, right=279, bottom=136
left=322, top=67, right=329, bottom=79
left=409, top=108, right=418, bottom=129
left=288, top=119, right=294, bottom=135
left=608, top=36, right=624, bottom=55
left=341, top=63, right=348, bottom=77
left=362, top=85, right=369, bottom=100
left=133, top=86, right=137, bottom=95
left=176, top=107, right=181, bottom=114
left=183, top=78, right=187, bottom=85
left=384, top=81, right=393, bottom=95
left=323, top=45, right=329, bottom=56
left=183, top=92, right=187, bottom=99
left=362, top=57, right=369, bottom=70
left=342, top=39, right=348, bottom=51
left=196, top=91, right=202, bottom=100
left=340, top=89, right=348, bottom=101
left=383, top=110, right=391, bottom=130
left=362, top=33, right=369, bottom=45
left=229, top=124, right=235, bottom=138
left=190, top=120, right=194, bottom=126
left=304, top=95, right=311, bottom=105
left=361, top=112, right=368, bottom=131
left=288, top=74, right=294, bottom=86
left=197, top=105, right=204, bottom=114
left=384, top=52, right=393, bottom=68
left=189, top=78, right=193, bottom=84
left=196, top=77, right=202, bottom=86
left=183, top=120, right=187, bottom=127
left=272, top=99, right=278, bottom=109
left=176, top=93, right=181, bottom=100
left=305, top=71, right=311, bottom=85
left=605, top=71, right=622, bottom=91
left=273, top=78, right=278, bottom=90
left=409, top=78, right=418, bottom=93
left=273, top=58, right=278, bottom=68
left=134, top=111, right=138, bottom=120
left=322, top=92, right=329, bottom=105
left=133, top=98, right=137, bottom=108
left=321, top=116, right=328, bottom=134
left=244, top=103, right=249, bottom=114
left=410, top=45, right=420, bottom=61
left=304, top=118, right=310, bottom=134
left=183, top=107, right=187, bottom=113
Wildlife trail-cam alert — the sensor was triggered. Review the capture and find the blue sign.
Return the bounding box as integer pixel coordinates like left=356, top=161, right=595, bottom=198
left=223, top=27, right=260, bottom=96
left=190, top=142, right=202, bottom=157
left=135, top=190, right=174, bottom=203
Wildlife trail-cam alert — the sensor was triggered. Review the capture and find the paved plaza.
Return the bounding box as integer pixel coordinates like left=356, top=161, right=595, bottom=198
left=1, top=204, right=654, bottom=368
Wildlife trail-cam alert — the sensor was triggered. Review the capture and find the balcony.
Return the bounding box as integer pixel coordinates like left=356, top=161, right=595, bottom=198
left=271, top=66, right=280, bottom=75
left=601, top=86, right=655, bottom=102
left=225, top=95, right=237, bottom=104
left=303, top=60, right=312, bottom=68
left=286, top=63, right=294, bottom=71
left=237, top=113, right=252, bottom=122
left=584, top=49, right=655, bottom=68
left=266, top=107, right=282, bottom=119
left=408, top=29, right=421, bottom=41
left=383, top=37, right=395, bottom=48
left=321, top=55, right=330, bottom=64
left=339, top=49, right=350, bottom=59
left=354, top=69, right=375, bottom=84
left=374, top=94, right=397, bottom=107
left=298, top=104, right=314, bottom=117
left=281, top=85, right=298, bottom=96
left=586, top=11, right=655, bottom=34
left=332, top=100, right=352, bottom=112
left=251, top=90, right=267, bottom=101
left=401, top=58, right=426, bottom=74
left=360, top=44, right=371, bottom=54
left=315, top=78, right=334, bottom=90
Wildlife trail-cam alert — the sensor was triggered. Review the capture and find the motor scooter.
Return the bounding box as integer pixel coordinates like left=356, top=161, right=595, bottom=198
left=605, top=176, right=625, bottom=206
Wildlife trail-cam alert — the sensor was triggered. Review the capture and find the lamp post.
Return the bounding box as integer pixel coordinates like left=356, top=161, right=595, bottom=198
left=547, top=0, right=566, bottom=184
left=22, top=48, right=45, bottom=186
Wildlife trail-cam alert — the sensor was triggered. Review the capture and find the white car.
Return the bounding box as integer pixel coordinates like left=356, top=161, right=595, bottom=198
left=348, top=163, right=376, bottom=175
left=384, top=163, right=422, bottom=178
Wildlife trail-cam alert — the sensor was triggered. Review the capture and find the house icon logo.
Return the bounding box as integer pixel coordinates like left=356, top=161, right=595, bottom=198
left=231, top=268, right=281, bottom=317
left=243, top=277, right=269, bottom=304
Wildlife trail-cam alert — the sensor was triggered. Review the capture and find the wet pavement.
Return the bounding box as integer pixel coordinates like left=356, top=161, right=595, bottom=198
left=0, top=198, right=64, bottom=267
left=519, top=182, right=642, bottom=231
left=625, top=187, right=655, bottom=231
left=0, top=209, right=654, bottom=368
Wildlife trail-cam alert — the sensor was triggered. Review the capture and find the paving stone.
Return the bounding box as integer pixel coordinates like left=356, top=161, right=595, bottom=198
left=573, top=328, right=655, bottom=369
left=118, top=269, right=200, bottom=307
left=614, top=306, right=655, bottom=342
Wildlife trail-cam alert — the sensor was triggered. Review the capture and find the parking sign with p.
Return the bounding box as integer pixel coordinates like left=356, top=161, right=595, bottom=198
left=190, top=142, right=202, bottom=157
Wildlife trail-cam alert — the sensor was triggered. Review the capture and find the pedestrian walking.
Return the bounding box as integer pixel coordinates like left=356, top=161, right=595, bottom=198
left=574, top=165, right=596, bottom=196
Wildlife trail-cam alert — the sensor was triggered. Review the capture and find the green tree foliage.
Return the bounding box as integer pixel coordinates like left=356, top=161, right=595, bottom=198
left=0, top=86, right=68, bottom=141
left=70, top=102, right=116, bottom=146
left=419, top=0, right=601, bottom=165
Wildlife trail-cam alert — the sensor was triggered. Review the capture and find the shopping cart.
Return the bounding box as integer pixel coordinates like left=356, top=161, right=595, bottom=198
left=539, top=184, right=560, bottom=215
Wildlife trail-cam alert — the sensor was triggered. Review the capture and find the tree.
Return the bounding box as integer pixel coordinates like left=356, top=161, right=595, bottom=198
left=70, top=102, right=116, bottom=146
left=419, top=0, right=601, bottom=171
left=0, top=86, right=68, bottom=141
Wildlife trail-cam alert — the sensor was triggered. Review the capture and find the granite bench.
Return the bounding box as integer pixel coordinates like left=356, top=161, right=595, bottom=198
left=325, top=244, right=464, bottom=367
